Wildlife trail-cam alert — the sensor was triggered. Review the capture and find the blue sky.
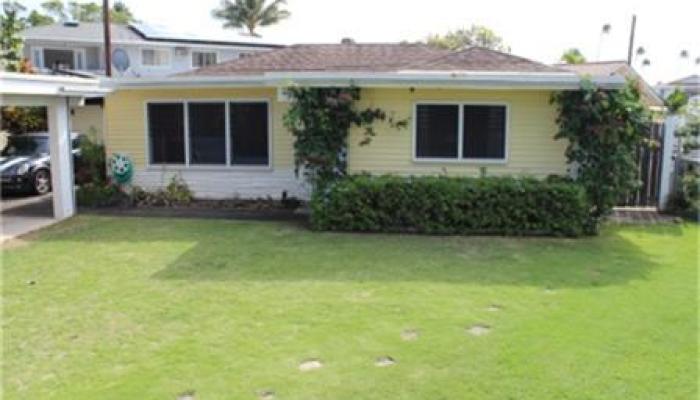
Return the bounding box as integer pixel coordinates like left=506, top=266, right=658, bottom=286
left=19, top=0, right=700, bottom=84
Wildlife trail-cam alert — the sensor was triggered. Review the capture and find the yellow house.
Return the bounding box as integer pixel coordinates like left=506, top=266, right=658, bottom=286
left=103, top=44, right=624, bottom=199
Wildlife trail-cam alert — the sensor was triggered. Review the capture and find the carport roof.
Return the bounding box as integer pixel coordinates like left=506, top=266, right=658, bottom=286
left=0, top=72, right=109, bottom=98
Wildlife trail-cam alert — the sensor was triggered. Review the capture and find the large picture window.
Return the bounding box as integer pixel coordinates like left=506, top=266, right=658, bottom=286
left=415, top=102, right=508, bottom=162
left=147, top=100, right=270, bottom=167
left=148, top=103, right=185, bottom=164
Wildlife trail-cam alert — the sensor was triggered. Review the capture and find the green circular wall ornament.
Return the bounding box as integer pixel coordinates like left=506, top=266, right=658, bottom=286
left=109, top=153, right=133, bottom=185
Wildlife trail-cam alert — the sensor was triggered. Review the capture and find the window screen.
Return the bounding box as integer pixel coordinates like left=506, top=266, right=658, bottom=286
left=229, top=102, right=269, bottom=165
left=192, top=52, right=217, bottom=67
left=148, top=103, right=185, bottom=164
left=415, top=104, right=459, bottom=158
left=463, top=105, right=506, bottom=159
left=142, top=49, right=170, bottom=66
left=188, top=102, right=226, bottom=164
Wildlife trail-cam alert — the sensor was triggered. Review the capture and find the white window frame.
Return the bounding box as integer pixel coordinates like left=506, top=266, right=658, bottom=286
left=412, top=101, right=510, bottom=165
left=140, top=48, right=172, bottom=68
left=31, top=46, right=44, bottom=69
left=191, top=50, right=219, bottom=68
left=144, top=98, right=273, bottom=171
left=32, top=47, right=86, bottom=70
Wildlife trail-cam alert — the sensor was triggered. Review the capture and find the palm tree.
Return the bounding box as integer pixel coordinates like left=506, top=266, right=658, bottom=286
left=212, top=0, right=290, bottom=37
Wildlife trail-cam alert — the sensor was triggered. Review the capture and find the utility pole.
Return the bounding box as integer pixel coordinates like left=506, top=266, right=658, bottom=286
left=103, top=0, right=112, bottom=76
left=627, top=14, right=636, bottom=65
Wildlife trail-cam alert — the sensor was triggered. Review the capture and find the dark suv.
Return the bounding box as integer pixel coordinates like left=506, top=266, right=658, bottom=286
left=1, top=133, right=82, bottom=195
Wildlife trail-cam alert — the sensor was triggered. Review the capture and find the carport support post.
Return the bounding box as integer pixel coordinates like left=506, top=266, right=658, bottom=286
left=47, top=97, right=76, bottom=219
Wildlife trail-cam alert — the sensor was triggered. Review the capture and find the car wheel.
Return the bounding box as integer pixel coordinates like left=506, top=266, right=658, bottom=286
left=33, top=169, right=51, bottom=195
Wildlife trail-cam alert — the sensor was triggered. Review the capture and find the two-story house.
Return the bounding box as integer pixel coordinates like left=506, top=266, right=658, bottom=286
left=20, top=21, right=282, bottom=139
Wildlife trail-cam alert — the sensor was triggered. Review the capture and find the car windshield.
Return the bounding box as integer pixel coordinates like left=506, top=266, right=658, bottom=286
left=1, top=136, right=50, bottom=157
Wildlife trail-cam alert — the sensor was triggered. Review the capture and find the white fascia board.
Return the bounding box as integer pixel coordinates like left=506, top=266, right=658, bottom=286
left=107, top=71, right=626, bottom=91
left=0, top=72, right=108, bottom=97
left=102, top=76, right=268, bottom=90
left=24, top=36, right=274, bottom=51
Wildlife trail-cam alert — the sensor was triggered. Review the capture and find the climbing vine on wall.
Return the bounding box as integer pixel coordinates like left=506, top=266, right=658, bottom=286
left=283, top=86, right=408, bottom=188
left=551, top=78, right=650, bottom=228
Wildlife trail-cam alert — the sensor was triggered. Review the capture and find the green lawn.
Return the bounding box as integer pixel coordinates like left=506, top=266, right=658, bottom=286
left=2, top=216, right=698, bottom=399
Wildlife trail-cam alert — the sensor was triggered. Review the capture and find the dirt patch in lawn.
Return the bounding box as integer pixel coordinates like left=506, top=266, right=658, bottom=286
left=401, top=329, right=419, bottom=341
left=486, top=304, right=502, bottom=312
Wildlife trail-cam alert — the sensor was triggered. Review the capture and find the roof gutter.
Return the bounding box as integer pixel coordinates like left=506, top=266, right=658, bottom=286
left=105, top=71, right=626, bottom=91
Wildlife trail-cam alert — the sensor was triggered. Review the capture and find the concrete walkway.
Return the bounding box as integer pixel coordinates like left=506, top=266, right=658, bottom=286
left=1, top=193, right=56, bottom=243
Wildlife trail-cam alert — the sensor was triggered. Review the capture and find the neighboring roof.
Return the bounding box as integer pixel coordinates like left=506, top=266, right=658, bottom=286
left=21, top=22, right=282, bottom=48
left=556, top=61, right=664, bottom=108
left=182, top=43, right=565, bottom=76
left=667, top=74, right=700, bottom=86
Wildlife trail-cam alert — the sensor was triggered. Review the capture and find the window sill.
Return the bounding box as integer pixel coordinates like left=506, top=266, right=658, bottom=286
left=145, top=164, right=274, bottom=173
left=412, top=158, right=508, bottom=165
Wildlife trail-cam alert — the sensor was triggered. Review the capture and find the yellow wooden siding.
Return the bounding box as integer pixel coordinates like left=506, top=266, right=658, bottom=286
left=105, top=87, right=566, bottom=177
left=104, top=87, right=293, bottom=169
left=71, top=104, right=104, bottom=141
left=348, top=88, right=567, bottom=177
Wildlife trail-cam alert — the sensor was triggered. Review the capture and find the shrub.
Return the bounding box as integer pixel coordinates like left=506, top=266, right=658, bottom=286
left=311, top=175, right=591, bottom=237
left=131, top=175, right=193, bottom=207
left=75, top=132, right=106, bottom=185
left=77, top=183, right=128, bottom=208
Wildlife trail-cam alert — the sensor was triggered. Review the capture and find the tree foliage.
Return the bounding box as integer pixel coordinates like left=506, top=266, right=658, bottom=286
left=560, top=48, right=586, bottom=64
left=26, top=9, right=54, bottom=26
left=551, top=79, right=650, bottom=227
left=665, top=87, right=689, bottom=114
left=38, top=0, right=136, bottom=24
left=1, top=106, right=47, bottom=133
left=212, top=0, right=290, bottom=37
left=283, top=86, right=407, bottom=187
left=0, top=1, right=25, bottom=71
left=426, top=25, right=508, bottom=51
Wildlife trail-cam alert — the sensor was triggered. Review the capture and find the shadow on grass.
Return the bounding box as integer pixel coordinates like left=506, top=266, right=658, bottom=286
left=36, top=215, right=683, bottom=288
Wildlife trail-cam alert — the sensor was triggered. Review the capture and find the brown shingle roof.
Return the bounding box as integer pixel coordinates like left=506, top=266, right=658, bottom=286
left=556, top=61, right=664, bottom=107
left=408, top=47, right=566, bottom=72
left=182, top=43, right=564, bottom=76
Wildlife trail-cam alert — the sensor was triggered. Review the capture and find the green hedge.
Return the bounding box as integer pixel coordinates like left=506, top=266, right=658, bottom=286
left=310, top=175, right=591, bottom=236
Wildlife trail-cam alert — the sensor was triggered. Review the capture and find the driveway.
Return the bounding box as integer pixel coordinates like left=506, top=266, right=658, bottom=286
left=1, top=193, right=56, bottom=242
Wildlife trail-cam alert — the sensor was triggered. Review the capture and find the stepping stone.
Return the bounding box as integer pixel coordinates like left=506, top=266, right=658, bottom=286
left=486, top=304, right=502, bottom=312
left=299, top=359, right=323, bottom=371
left=375, top=356, right=396, bottom=367
left=466, top=324, right=491, bottom=336
left=176, top=390, right=196, bottom=400
left=401, top=329, right=419, bottom=341
left=257, top=389, right=275, bottom=400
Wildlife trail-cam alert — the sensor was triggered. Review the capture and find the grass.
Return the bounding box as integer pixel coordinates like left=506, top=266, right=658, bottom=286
left=1, top=216, right=698, bottom=399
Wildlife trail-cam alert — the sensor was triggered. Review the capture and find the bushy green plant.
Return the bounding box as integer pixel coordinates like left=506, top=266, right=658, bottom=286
left=75, top=132, right=106, bottom=185
left=551, top=79, right=650, bottom=225
left=665, top=88, right=689, bottom=114
left=76, top=183, right=128, bottom=208
left=311, top=175, right=590, bottom=237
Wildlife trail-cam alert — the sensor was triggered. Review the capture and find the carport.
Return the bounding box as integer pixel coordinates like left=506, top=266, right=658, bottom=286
left=1, top=72, right=108, bottom=239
